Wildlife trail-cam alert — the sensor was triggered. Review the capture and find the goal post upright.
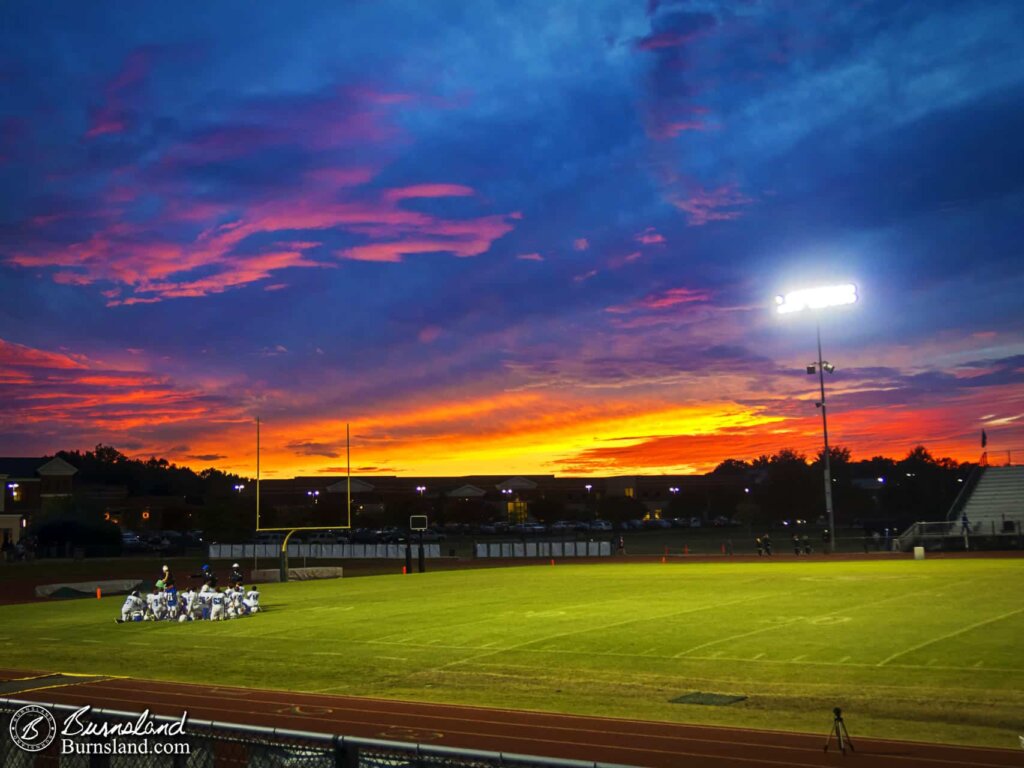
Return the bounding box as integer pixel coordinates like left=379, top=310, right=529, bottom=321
left=254, top=419, right=355, bottom=533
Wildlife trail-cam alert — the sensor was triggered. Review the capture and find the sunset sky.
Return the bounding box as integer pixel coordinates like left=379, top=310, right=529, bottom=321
left=2, top=1, right=1023, bottom=479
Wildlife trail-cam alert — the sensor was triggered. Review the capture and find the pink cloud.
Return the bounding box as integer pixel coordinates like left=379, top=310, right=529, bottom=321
left=673, top=183, right=755, bottom=226
left=10, top=168, right=519, bottom=300
left=605, top=286, right=711, bottom=314
left=634, top=227, right=666, bottom=245
left=0, top=338, right=245, bottom=441
left=0, top=339, right=87, bottom=370
left=84, top=49, right=150, bottom=139
left=573, top=269, right=598, bottom=283
left=418, top=326, right=442, bottom=343
left=641, top=287, right=711, bottom=309
left=340, top=211, right=518, bottom=263
left=573, top=238, right=590, bottom=251
left=606, top=251, right=643, bottom=270
left=651, top=120, right=717, bottom=139
left=517, top=253, right=544, bottom=261
left=11, top=80, right=521, bottom=302
left=384, top=184, right=474, bottom=202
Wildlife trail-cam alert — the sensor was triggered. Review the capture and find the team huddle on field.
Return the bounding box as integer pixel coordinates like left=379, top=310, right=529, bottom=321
left=115, top=562, right=260, bottom=623
left=117, top=584, right=260, bottom=622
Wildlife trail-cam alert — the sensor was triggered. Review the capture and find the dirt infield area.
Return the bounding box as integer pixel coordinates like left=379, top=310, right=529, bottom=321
left=2, top=669, right=1020, bottom=768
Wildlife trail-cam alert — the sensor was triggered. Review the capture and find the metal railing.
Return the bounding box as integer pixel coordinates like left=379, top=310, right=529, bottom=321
left=945, top=463, right=985, bottom=522
left=987, top=447, right=1024, bottom=467
left=0, top=698, right=638, bottom=768
left=895, top=518, right=1023, bottom=552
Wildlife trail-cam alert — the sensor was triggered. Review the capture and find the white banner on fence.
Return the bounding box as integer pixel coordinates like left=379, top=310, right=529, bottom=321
left=210, top=542, right=440, bottom=560
left=472, top=540, right=613, bottom=558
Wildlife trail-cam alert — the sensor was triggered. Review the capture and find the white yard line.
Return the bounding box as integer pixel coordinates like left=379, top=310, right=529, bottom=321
left=674, top=587, right=935, bottom=660
left=876, top=607, right=1024, bottom=667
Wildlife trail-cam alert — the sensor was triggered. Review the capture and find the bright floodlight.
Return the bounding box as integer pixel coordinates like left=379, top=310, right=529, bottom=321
left=776, top=283, right=857, bottom=314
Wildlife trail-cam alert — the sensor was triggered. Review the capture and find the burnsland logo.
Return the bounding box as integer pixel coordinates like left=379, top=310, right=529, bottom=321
left=8, top=704, right=57, bottom=752
left=8, top=704, right=190, bottom=756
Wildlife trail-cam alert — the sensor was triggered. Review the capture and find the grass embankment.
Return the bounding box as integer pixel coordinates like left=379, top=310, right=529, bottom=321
left=0, top=558, right=1021, bottom=749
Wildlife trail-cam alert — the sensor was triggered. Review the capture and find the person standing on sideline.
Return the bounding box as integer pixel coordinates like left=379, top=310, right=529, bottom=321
left=763, top=533, right=773, bottom=556
left=229, top=562, right=244, bottom=588
left=793, top=534, right=801, bottom=555
left=755, top=536, right=763, bottom=557
left=617, top=535, right=626, bottom=556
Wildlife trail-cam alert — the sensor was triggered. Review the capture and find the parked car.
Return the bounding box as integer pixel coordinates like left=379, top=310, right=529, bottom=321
left=350, top=528, right=380, bottom=543
left=589, top=520, right=612, bottom=532
left=405, top=529, right=446, bottom=543
left=640, top=519, right=669, bottom=529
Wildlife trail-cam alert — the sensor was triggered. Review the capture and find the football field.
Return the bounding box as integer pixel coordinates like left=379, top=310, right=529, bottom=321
left=1, top=558, right=1021, bottom=748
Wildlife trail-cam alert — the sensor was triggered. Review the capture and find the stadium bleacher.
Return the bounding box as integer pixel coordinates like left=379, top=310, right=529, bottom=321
left=956, top=465, right=1024, bottom=534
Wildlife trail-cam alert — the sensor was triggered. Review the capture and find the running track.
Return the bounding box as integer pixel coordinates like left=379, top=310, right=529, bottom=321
left=1, top=669, right=1019, bottom=767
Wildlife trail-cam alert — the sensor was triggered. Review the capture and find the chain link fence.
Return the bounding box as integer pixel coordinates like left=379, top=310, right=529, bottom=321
left=1, top=698, right=636, bottom=768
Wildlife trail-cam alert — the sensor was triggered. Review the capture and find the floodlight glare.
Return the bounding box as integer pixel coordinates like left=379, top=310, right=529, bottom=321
left=776, top=283, right=857, bottom=314
left=823, top=362, right=835, bottom=373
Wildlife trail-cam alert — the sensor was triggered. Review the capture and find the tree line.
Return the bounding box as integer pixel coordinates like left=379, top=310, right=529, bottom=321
left=24, top=443, right=973, bottom=554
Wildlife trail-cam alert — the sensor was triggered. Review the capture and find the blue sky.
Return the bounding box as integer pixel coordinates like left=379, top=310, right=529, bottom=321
left=1, top=0, right=1022, bottom=477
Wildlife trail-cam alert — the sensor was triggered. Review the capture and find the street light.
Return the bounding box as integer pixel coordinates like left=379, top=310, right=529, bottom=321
left=776, top=283, right=858, bottom=553
left=233, top=484, right=245, bottom=493
left=306, top=490, right=320, bottom=504
left=415, top=485, right=426, bottom=497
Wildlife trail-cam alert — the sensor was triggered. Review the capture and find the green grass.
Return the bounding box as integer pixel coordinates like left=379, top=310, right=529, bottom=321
left=1, top=558, right=1022, bottom=749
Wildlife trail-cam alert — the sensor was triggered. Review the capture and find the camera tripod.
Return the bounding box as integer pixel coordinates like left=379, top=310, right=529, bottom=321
left=824, top=707, right=854, bottom=754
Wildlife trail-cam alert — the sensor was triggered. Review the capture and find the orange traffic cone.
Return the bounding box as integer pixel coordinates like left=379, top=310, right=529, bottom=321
left=96, top=587, right=102, bottom=599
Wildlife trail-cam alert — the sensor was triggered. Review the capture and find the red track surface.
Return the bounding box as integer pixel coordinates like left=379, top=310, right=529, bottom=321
left=1, top=668, right=1019, bottom=767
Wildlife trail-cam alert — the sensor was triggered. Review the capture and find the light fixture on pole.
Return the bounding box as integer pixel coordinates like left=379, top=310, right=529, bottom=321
left=776, top=283, right=858, bottom=553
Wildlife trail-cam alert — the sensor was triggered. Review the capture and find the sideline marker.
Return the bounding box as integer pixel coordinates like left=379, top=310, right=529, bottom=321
left=661, top=556, right=666, bottom=564
left=683, top=544, right=689, bottom=555
left=721, top=543, right=726, bottom=554
left=550, top=559, right=555, bottom=566
left=402, top=566, right=407, bottom=575
left=96, top=587, right=101, bottom=599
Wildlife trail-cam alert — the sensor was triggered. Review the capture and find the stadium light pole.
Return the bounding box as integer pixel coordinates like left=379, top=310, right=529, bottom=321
left=776, top=283, right=858, bottom=553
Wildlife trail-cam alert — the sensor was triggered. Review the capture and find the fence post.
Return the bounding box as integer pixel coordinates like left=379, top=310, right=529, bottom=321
left=334, top=735, right=359, bottom=768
